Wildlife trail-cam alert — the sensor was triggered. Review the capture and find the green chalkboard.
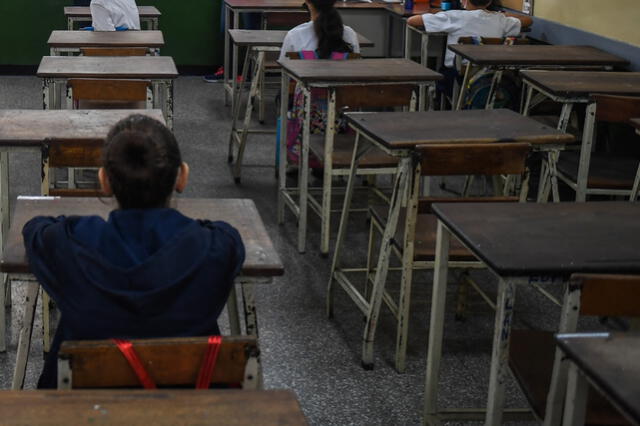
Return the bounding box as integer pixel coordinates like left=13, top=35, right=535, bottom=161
left=0, top=0, right=223, bottom=67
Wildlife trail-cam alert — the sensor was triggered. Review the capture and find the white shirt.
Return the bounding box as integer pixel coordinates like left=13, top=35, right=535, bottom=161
left=91, top=0, right=141, bottom=31
left=422, top=10, right=521, bottom=67
left=279, top=21, right=360, bottom=62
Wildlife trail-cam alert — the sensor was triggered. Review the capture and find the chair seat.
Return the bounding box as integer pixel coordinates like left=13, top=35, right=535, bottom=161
left=370, top=205, right=475, bottom=261
left=557, top=151, right=639, bottom=189
left=309, top=134, right=399, bottom=168
left=509, top=330, right=629, bottom=425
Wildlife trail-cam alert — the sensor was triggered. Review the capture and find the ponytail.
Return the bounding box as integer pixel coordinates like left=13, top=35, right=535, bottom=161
left=310, top=0, right=353, bottom=59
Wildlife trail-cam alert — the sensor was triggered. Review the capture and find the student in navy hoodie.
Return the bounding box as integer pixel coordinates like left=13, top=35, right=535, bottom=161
left=23, top=114, right=245, bottom=388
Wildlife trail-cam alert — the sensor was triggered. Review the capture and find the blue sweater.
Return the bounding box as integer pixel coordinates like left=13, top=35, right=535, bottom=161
left=22, top=208, right=245, bottom=388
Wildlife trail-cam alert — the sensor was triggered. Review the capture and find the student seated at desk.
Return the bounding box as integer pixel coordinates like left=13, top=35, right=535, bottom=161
left=23, top=115, right=245, bottom=388
left=90, top=0, right=140, bottom=31
left=407, top=0, right=531, bottom=98
left=279, top=0, right=360, bottom=170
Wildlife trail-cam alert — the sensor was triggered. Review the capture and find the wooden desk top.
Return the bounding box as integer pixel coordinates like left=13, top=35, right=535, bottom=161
left=448, top=45, right=629, bottom=68
left=278, top=58, right=441, bottom=83
left=48, top=30, right=165, bottom=48
left=228, top=29, right=373, bottom=48
left=432, top=202, right=640, bottom=277
left=386, top=4, right=436, bottom=17
left=37, top=56, right=178, bottom=79
left=0, top=390, right=307, bottom=425
left=64, top=6, right=162, bottom=18
left=0, top=110, right=164, bottom=147
left=521, top=70, right=640, bottom=98
left=345, top=109, right=574, bottom=149
left=1, top=197, right=284, bottom=278
left=556, top=333, right=640, bottom=424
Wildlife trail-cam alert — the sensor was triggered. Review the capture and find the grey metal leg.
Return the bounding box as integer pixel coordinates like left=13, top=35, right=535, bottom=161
left=0, top=273, right=5, bottom=353
left=362, top=156, right=414, bottom=368
left=277, top=72, right=289, bottom=224
left=297, top=87, right=311, bottom=253
left=12, top=280, right=39, bottom=390
left=224, top=5, right=232, bottom=106
left=419, top=34, right=429, bottom=112
left=575, top=102, right=597, bottom=202
left=484, top=277, right=517, bottom=426
left=326, top=132, right=372, bottom=318
left=561, top=363, right=589, bottom=426
left=455, top=62, right=471, bottom=111
left=320, top=89, right=336, bottom=256
left=164, top=80, right=174, bottom=130
left=227, top=283, right=241, bottom=335
left=485, top=70, right=503, bottom=110
left=424, top=220, right=451, bottom=425
left=241, top=282, right=258, bottom=337
left=231, top=12, right=240, bottom=111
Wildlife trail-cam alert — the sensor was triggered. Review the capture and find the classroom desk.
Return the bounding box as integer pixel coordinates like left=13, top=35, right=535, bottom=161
left=556, top=333, right=640, bottom=426
left=424, top=202, right=640, bottom=425
left=447, top=44, right=629, bottom=110
left=521, top=70, right=640, bottom=202
left=226, top=29, right=373, bottom=183
left=64, top=6, right=162, bottom=30
left=277, top=58, right=442, bottom=254
left=328, top=109, right=573, bottom=369
left=36, top=56, right=178, bottom=129
left=222, top=0, right=432, bottom=105
left=0, top=109, right=164, bottom=354
left=48, top=30, right=165, bottom=56
left=0, top=389, right=307, bottom=425
left=3, top=197, right=284, bottom=390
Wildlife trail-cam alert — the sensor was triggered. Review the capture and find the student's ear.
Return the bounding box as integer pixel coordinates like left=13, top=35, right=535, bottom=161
left=98, top=168, right=113, bottom=196
left=175, top=162, right=190, bottom=193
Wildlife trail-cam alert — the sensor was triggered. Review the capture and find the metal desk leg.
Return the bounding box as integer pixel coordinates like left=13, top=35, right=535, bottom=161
left=424, top=220, right=451, bottom=426
left=227, top=283, right=241, bottom=335
left=404, top=23, right=412, bottom=61
left=326, top=132, right=372, bottom=318
left=12, top=279, right=39, bottom=390
left=231, top=12, right=240, bottom=111
left=0, top=275, right=5, bottom=353
left=419, top=33, right=429, bottom=112
left=484, top=277, right=517, bottom=426
left=485, top=70, right=503, bottom=110
left=228, top=47, right=254, bottom=182
left=67, top=17, right=73, bottom=30
left=277, top=72, right=289, bottom=225
left=320, top=89, right=336, bottom=256
left=241, top=282, right=258, bottom=336
left=297, top=87, right=312, bottom=253
left=224, top=5, right=232, bottom=106
left=521, top=84, right=534, bottom=116
left=543, top=283, right=581, bottom=426
left=455, top=61, right=471, bottom=111
left=43, top=78, right=55, bottom=111
left=575, top=102, right=596, bottom=202
left=162, top=80, right=174, bottom=131
left=362, top=155, right=414, bottom=369
left=561, top=363, right=588, bottom=426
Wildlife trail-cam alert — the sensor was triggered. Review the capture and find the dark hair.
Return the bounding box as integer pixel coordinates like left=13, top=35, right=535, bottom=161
left=104, top=114, right=182, bottom=209
left=308, top=0, right=353, bottom=59
left=469, top=0, right=492, bottom=7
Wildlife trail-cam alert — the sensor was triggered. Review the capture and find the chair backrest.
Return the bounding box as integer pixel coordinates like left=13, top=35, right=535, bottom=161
left=570, top=273, right=640, bottom=317
left=57, top=336, right=261, bottom=390
left=457, top=36, right=529, bottom=45
left=591, top=94, right=640, bottom=124
left=81, top=47, right=148, bottom=57
left=263, top=12, right=308, bottom=29
left=416, top=142, right=530, bottom=176
left=68, top=79, right=151, bottom=107
left=41, top=138, right=104, bottom=197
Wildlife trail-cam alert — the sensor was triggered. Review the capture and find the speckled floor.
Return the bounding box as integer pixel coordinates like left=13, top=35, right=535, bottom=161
left=0, top=75, right=610, bottom=425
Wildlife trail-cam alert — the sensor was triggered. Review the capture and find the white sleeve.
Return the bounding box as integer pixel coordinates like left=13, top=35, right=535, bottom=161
left=344, top=27, right=360, bottom=53
left=91, top=3, right=116, bottom=31
left=279, top=32, right=296, bottom=62
left=503, top=16, right=522, bottom=37
left=422, top=11, right=459, bottom=34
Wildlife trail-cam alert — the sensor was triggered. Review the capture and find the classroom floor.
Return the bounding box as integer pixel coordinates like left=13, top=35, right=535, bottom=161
left=0, top=75, right=610, bottom=425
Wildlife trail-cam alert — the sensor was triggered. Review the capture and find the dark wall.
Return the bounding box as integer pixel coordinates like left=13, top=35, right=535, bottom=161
left=0, top=0, right=222, bottom=67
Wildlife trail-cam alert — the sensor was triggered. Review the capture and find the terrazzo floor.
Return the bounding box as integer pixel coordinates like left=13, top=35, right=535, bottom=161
left=0, top=75, right=610, bottom=425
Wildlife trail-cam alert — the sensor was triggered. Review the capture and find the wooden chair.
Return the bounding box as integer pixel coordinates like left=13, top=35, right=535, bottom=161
left=509, top=273, right=640, bottom=425
left=555, top=94, right=640, bottom=202
left=41, top=137, right=104, bottom=197
left=57, top=336, right=261, bottom=390
left=337, top=142, right=531, bottom=372
left=67, top=78, right=152, bottom=110
left=80, top=47, right=148, bottom=57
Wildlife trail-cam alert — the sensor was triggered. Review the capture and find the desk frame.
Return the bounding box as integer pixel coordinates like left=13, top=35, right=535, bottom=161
left=404, top=27, right=446, bottom=111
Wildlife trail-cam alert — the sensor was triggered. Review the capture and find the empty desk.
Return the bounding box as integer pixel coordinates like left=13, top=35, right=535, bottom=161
left=64, top=6, right=161, bottom=30
left=48, top=30, right=165, bottom=56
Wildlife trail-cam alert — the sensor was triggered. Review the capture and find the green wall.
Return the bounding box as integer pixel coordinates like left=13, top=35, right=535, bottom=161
left=0, top=1, right=222, bottom=67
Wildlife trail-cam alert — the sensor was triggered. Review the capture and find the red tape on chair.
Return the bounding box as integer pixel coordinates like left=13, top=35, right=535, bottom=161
left=113, top=339, right=157, bottom=389
left=195, top=336, right=223, bottom=389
